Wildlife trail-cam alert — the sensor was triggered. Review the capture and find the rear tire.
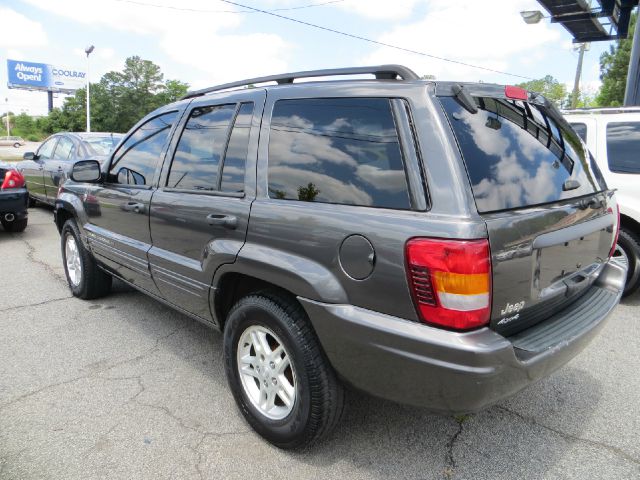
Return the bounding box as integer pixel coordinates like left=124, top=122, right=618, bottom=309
left=224, top=291, right=344, bottom=449
left=28, top=195, right=36, bottom=208
left=1, top=218, right=27, bottom=232
left=13, top=142, right=20, bottom=148
left=61, top=219, right=112, bottom=299
left=616, top=228, right=640, bottom=297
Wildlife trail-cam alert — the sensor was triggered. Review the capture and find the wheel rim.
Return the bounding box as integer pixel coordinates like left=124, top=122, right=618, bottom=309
left=237, top=325, right=296, bottom=420
left=613, top=243, right=629, bottom=270
left=65, top=234, right=82, bottom=287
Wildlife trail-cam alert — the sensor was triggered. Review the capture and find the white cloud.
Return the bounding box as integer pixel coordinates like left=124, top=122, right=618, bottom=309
left=24, top=0, right=290, bottom=87
left=361, top=0, right=561, bottom=82
left=0, top=7, right=48, bottom=48
left=337, top=0, right=424, bottom=21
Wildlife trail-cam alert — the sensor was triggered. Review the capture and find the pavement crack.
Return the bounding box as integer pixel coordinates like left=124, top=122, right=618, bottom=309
left=22, top=237, right=67, bottom=286
left=0, top=296, right=72, bottom=313
left=497, top=406, right=640, bottom=466
left=443, top=415, right=467, bottom=480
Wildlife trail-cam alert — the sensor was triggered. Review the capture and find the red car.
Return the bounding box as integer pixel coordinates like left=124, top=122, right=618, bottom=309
left=0, top=162, right=28, bottom=232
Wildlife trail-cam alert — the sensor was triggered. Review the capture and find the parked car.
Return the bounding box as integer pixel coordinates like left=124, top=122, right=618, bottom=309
left=0, top=136, right=26, bottom=148
left=564, top=107, right=640, bottom=296
left=16, top=132, right=123, bottom=206
left=0, top=161, right=28, bottom=232
left=54, top=65, right=627, bottom=448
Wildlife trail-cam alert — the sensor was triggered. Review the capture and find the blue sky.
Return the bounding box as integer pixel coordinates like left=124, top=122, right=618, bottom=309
left=0, top=0, right=612, bottom=116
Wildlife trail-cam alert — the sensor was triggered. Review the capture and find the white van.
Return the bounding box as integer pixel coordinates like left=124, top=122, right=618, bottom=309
left=565, top=107, right=640, bottom=296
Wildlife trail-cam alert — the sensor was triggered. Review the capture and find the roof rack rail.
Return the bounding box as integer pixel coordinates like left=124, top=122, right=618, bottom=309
left=180, top=64, right=420, bottom=100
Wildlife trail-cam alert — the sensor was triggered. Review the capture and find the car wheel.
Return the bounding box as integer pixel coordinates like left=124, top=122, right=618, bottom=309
left=613, top=228, right=640, bottom=297
left=224, top=291, right=344, bottom=449
left=28, top=195, right=36, bottom=208
left=1, top=218, right=27, bottom=232
left=61, top=219, right=112, bottom=299
left=13, top=142, right=20, bottom=148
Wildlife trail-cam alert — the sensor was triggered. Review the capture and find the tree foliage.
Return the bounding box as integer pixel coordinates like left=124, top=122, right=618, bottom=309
left=517, top=75, right=569, bottom=106
left=596, top=12, right=637, bottom=106
left=50, top=56, right=188, bottom=134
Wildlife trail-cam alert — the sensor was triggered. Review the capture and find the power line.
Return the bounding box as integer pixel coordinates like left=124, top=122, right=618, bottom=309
left=111, top=0, right=345, bottom=14
left=218, top=0, right=534, bottom=80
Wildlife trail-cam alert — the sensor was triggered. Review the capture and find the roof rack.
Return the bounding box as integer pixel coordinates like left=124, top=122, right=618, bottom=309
left=563, top=106, right=640, bottom=114
left=181, top=64, right=420, bottom=100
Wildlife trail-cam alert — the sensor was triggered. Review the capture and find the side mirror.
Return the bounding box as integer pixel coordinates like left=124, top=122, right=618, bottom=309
left=23, top=152, right=36, bottom=160
left=71, top=160, right=102, bottom=183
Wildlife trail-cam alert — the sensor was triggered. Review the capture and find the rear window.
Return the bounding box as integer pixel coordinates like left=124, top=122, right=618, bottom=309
left=606, top=122, right=640, bottom=174
left=440, top=96, right=603, bottom=213
left=268, top=97, right=411, bottom=209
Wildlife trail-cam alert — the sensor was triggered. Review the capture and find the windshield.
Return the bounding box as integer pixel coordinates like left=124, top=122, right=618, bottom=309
left=82, top=135, right=123, bottom=156
left=440, top=96, right=604, bottom=213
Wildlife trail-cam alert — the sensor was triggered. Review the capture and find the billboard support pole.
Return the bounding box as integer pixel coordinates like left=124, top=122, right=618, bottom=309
left=47, top=91, right=54, bottom=113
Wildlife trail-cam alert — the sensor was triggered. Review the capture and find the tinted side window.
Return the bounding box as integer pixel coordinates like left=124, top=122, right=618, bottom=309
left=53, top=137, right=74, bottom=160
left=221, top=102, right=254, bottom=193
left=38, top=138, right=57, bottom=160
left=110, top=111, right=178, bottom=186
left=268, top=98, right=411, bottom=209
left=606, top=122, right=640, bottom=174
left=167, top=105, right=236, bottom=190
left=570, top=122, right=587, bottom=142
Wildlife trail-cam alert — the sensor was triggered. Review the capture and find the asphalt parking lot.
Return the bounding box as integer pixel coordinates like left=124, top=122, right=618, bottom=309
left=1, top=208, right=639, bottom=480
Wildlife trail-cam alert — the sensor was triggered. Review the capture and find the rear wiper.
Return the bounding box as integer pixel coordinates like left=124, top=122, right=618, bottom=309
left=562, top=179, right=581, bottom=191
left=451, top=84, right=478, bottom=114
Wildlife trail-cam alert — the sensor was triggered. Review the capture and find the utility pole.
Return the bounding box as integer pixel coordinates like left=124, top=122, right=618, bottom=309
left=571, top=43, right=587, bottom=108
left=624, top=11, right=640, bottom=106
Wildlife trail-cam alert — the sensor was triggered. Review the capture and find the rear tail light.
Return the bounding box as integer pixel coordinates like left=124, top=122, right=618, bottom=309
left=1, top=170, right=25, bottom=189
left=505, top=85, right=528, bottom=100
left=608, top=205, right=620, bottom=258
left=406, top=238, right=492, bottom=331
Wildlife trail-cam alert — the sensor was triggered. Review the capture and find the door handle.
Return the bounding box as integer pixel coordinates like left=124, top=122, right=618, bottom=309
left=206, top=214, right=237, bottom=229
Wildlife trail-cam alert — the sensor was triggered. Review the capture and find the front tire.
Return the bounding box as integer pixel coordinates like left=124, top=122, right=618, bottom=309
left=224, top=292, right=344, bottom=449
left=614, top=228, right=640, bottom=297
left=13, top=142, right=20, bottom=148
left=61, top=219, right=112, bottom=299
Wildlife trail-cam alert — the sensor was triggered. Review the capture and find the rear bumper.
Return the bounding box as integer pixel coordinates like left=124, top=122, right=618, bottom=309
left=301, top=258, right=626, bottom=414
left=0, top=188, right=28, bottom=220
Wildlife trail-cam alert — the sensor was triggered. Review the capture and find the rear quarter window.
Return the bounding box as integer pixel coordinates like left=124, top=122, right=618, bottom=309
left=606, top=122, right=640, bottom=174
left=267, top=97, right=411, bottom=209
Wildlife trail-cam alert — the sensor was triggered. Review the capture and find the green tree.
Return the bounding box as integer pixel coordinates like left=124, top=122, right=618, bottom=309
left=51, top=56, right=190, bottom=134
left=297, top=183, right=320, bottom=202
left=517, top=75, right=569, bottom=106
left=597, top=12, right=637, bottom=106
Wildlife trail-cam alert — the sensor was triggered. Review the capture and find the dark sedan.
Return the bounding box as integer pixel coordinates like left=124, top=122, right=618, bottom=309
left=0, top=161, right=28, bottom=232
left=17, top=132, right=123, bottom=206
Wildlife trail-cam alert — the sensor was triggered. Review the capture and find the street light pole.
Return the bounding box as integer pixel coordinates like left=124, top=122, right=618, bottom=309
left=85, top=45, right=95, bottom=133
left=571, top=43, right=587, bottom=108
left=4, top=98, right=10, bottom=137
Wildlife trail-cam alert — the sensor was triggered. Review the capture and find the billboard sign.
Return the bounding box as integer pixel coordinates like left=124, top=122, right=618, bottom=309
left=7, top=59, right=86, bottom=93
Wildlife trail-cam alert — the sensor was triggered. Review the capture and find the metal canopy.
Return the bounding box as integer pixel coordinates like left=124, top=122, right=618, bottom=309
left=537, top=0, right=638, bottom=42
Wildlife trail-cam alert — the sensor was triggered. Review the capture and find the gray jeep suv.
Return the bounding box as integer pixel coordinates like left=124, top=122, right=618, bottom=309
left=54, top=65, right=627, bottom=448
